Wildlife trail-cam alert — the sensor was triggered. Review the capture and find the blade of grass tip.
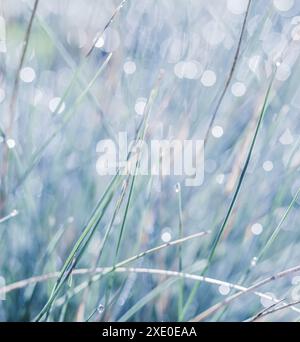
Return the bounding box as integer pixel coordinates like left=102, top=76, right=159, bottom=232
left=176, top=183, right=184, bottom=320
left=202, top=0, right=252, bottom=145
left=34, top=171, right=122, bottom=321
left=86, top=0, right=129, bottom=57
left=0, top=209, right=19, bottom=224
left=180, top=69, right=277, bottom=321
left=34, top=14, right=117, bottom=143
left=15, top=53, right=112, bottom=192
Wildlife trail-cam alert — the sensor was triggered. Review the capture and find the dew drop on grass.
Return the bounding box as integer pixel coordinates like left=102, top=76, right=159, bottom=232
left=94, top=36, right=104, bottom=48
left=201, top=70, right=217, bottom=87
left=219, top=285, right=230, bottom=296
left=251, top=223, right=264, bottom=236
left=263, top=161, right=274, bottom=172
left=20, top=67, right=36, bottom=83
left=276, top=63, right=291, bottom=81
left=6, top=138, right=16, bottom=149
left=231, top=82, right=246, bottom=97
left=251, top=257, right=258, bottom=267
left=161, top=228, right=172, bottom=243
left=134, top=98, right=147, bottom=116
left=212, top=126, right=224, bottom=138
left=11, top=209, right=18, bottom=217
left=123, top=60, right=136, bottom=75
left=97, top=304, right=105, bottom=314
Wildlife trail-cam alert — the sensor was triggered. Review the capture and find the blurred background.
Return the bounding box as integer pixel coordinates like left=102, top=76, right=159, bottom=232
left=1, top=0, right=300, bottom=322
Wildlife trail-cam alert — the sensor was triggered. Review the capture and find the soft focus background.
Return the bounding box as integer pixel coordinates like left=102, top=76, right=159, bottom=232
left=1, top=0, right=300, bottom=322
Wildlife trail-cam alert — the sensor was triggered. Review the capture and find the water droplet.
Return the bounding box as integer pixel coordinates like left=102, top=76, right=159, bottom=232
left=219, top=284, right=230, bottom=296
left=123, top=60, right=136, bottom=75
left=251, top=223, right=264, bottom=236
left=263, top=161, right=274, bottom=172
left=161, top=228, right=172, bottom=243
left=134, top=98, right=147, bottom=116
left=175, top=183, right=181, bottom=193
left=11, top=209, right=18, bottom=217
left=231, top=82, right=246, bottom=97
left=6, top=138, right=16, bottom=149
left=201, top=70, right=217, bottom=87
left=251, top=257, right=258, bottom=267
left=97, top=304, right=105, bottom=314
left=67, top=216, right=74, bottom=224
left=212, top=126, right=224, bottom=138
left=20, top=67, right=36, bottom=83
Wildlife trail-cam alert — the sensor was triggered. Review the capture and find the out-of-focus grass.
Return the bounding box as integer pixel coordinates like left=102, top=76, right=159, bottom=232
left=1, top=0, right=300, bottom=322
